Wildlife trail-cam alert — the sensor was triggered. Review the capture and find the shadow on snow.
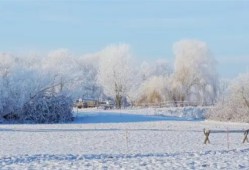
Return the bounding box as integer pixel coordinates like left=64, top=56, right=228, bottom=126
left=73, top=112, right=201, bottom=124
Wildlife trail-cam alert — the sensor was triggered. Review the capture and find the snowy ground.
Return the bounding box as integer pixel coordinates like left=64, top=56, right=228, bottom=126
left=0, top=108, right=249, bottom=169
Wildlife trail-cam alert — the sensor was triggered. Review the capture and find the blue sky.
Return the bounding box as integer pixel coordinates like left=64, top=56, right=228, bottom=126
left=0, top=0, right=248, bottom=78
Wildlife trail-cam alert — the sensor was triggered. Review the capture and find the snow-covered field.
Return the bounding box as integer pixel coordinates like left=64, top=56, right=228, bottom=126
left=0, top=108, right=249, bottom=169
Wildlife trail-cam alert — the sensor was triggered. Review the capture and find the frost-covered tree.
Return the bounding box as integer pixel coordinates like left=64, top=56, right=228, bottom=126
left=0, top=53, right=73, bottom=123
left=207, top=72, right=249, bottom=122
left=72, top=56, right=103, bottom=100
left=140, top=59, right=172, bottom=81
left=134, top=60, right=172, bottom=106
left=217, top=78, right=230, bottom=106
left=136, top=76, right=172, bottom=105
left=0, top=53, right=19, bottom=117
left=40, top=49, right=102, bottom=101
left=41, top=49, right=79, bottom=92
left=97, top=44, right=136, bottom=108
left=171, top=40, right=218, bottom=106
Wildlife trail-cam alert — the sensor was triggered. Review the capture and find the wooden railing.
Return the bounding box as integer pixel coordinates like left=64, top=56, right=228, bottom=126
left=203, top=128, right=249, bottom=145
left=135, top=101, right=214, bottom=108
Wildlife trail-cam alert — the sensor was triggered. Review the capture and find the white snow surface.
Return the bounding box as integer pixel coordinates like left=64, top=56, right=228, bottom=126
left=0, top=108, right=249, bottom=169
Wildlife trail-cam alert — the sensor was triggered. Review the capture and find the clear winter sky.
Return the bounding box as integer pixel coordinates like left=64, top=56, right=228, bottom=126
left=0, top=0, right=248, bottom=78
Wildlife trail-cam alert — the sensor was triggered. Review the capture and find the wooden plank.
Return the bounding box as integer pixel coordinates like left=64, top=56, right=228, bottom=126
left=210, top=130, right=246, bottom=133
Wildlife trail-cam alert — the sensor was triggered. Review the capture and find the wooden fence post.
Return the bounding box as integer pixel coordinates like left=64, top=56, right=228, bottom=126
left=203, top=128, right=211, bottom=144
left=243, top=129, right=249, bottom=143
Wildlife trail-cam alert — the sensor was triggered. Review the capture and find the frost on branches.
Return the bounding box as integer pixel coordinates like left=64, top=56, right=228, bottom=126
left=171, top=40, right=218, bottom=106
left=97, top=44, right=136, bottom=108
left=207, top=73, right=249, bottom=122
left=0, top=52, right=74, bottom=123
left=21, top=93, right=73, bottom=123
left=136, top=40, right=218, bottom=107
left=0, top=40, right=222, bottom=121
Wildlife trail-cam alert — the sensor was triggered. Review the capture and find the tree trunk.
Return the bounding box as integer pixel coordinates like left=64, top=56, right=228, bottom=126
left=115, top=94, right=122, bottom=109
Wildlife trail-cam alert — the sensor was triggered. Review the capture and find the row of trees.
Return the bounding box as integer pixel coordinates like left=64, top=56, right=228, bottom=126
left=97, top=40, right=218, bottom=108
left=0, top=40, right=219, bottom=123
left=96, top=41, right=249, bottom=123
left=1, top=39, right=246, bottom=122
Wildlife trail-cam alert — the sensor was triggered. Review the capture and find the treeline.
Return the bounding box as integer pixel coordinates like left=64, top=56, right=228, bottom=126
left=0, top=39, right=248, bottom=123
